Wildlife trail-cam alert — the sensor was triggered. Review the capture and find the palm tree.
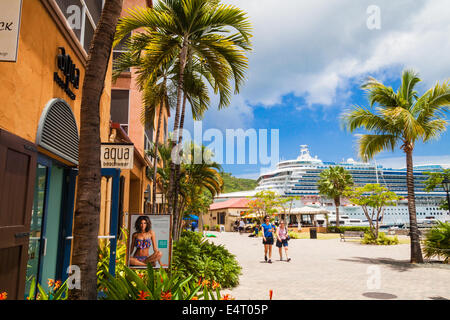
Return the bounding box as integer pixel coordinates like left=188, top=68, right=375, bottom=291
left=317, top=166, right=354, bottom=227
left=69, top=0, right=123, bottom=300
left=114, top=0, right=252, bottom=223
left=148, top=141, right=223, bottom=239
left=341, top=69, right=450, bottom=263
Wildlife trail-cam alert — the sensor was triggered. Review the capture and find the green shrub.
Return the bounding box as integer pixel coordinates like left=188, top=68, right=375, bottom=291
left=97, top=228, right=128, bottom=289
left=423, top=221, right=450, bottom=263
left=361, top=232, right=399, bottom=245
left=98, top=264, right=222, bottom=300
left=204, top=225, right=210, bottom=231
left=327, top=226, right=370, bottom=233
left=288, top=230, right=301, bottom=239
left=26, top=277, right=68, bottom=300
left=215, top=225, right=220, bottom=231
left=171, top=231, right=241, bottom=288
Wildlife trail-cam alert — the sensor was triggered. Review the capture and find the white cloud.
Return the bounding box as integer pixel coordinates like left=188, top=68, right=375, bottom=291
left=222, top=0, right=450, bottom=109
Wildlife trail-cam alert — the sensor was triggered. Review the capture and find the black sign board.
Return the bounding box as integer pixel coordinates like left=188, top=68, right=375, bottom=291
left=54, top=47, right=80, bottom=100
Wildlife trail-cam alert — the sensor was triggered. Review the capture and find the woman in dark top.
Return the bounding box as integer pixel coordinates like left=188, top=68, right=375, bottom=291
left=130, top=216, right=162, bottom=267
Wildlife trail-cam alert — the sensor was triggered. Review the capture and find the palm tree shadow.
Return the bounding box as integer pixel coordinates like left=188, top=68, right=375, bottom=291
left=339, top=257, right=417, bottom=272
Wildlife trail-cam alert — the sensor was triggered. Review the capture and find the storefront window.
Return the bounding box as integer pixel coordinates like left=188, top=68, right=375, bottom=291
left=25, top=164, right=48, bottom=299
left=111, top=90, right=130, bottom=134
left=55, top=0, right=104, bottom=53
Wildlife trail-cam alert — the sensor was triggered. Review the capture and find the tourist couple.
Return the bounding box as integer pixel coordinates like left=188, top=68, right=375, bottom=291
left=261, top=216, right=291, bottom=263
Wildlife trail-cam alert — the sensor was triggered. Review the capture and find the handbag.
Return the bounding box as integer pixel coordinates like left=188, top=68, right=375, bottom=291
left=285, top=228, right=290, bottom=241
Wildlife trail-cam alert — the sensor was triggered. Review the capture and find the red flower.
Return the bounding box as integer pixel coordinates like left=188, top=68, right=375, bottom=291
left=138, top=273, right=144, bottom=279
left=47, top=279, right=55, bottom=287
left=137, top=291, right=150, bottom=300
left=201, top=280, right=210, bottom=287
left=212, top=281, right=221, bottom=289
left=0, top=292, right=7, bottom=300
left=191, top=296, right=199, bottom=300
left=160, top=291, right=172, bottom=300
left=54, top=280, right=62, bottom=290
left=197, top=277, right=202, bottom=285
left=269, top=290, right=273, bottom=300
left=220, top=294, right=234, bottom=300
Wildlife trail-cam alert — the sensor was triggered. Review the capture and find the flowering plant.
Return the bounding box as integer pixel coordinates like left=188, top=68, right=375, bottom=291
left=26, top=277, right=68, bottom=300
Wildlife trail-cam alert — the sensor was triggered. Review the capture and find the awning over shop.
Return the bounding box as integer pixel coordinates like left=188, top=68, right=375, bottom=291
left=290, top=206, right=330, bottom=215
left=183, top=214, right=198, bottom=221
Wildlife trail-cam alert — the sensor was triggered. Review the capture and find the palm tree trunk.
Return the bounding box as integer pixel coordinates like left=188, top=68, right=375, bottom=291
left=151, top=99, right=164, bottom=214
left=335, top=197, right=340, bottom=228
left=69, top=0, right=123, bottom=300
left=173, top=93, right=188, bottom=241
left=405, top=146, right=424, bottom=263
left=168, top=40, right=188, bottom=230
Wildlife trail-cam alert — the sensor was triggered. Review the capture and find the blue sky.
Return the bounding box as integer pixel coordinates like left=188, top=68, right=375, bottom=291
left=169, top=0, right=450, bottom=179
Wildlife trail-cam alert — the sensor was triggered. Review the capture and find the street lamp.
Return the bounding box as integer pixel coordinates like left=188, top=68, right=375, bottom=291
left=442, top=177, right=450, bottom=214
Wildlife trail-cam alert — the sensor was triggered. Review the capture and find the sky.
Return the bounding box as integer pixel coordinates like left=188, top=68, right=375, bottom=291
left=169, top=0, right=450, bottom=180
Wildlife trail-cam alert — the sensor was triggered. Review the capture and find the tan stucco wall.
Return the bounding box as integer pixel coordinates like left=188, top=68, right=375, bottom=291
left=205, top=209, right=247, bottom=232
left=0, top=0, right=111, bottom=144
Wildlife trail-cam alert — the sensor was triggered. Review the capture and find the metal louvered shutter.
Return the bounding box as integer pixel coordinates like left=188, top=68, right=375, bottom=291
left=37, top=98, right=79, bottom=165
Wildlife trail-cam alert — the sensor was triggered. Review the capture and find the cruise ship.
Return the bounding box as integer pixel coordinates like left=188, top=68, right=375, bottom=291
left=216, top=145, right=449, bottom=227
left=255, top=145, right=449, bottom=226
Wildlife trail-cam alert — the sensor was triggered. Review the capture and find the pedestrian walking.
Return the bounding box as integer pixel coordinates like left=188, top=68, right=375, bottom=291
left=234, top=219, right=239, bottom=232
left=239, top=219, right=245, bottom=234
left=276, top=220, right=291, bottom=262
left=261, top=216, right=275, bottom=263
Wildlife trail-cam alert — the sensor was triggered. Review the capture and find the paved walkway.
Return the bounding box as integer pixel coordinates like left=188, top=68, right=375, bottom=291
left=207, top=232, right=450, bottom=300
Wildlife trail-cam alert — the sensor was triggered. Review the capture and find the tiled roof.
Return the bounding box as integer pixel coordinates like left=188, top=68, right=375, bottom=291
left=209, top=198, right=250, bottom=211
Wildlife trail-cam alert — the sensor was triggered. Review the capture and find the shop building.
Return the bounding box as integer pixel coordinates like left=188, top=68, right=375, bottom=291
left=0, top=0, right=168, bottom=300
left=111, top=0, right=169, bottom=229
left=0, top=0, right=112, bottom=299
left=207, top=198, right=251, bottom=232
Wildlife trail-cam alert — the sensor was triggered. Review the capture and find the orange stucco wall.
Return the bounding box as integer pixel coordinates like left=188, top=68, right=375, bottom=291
left=0, top=0, right=112, bottom=145
left=111, top=0, right=169, bottom=218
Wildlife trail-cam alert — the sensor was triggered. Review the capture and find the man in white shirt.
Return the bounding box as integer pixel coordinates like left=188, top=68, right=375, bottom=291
left=239, top=219, right=245, bottom=234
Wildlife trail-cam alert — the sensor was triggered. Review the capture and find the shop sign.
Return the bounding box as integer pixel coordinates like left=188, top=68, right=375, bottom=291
left=54, top=47, right=80, bottom=100
left=101, top=143, right=134, bottom=169
left=0, top=0, right=22, bottom=62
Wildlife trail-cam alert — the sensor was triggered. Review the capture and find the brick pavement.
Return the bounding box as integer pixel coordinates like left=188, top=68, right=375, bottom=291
left=207, top=232, right=450, bottom=300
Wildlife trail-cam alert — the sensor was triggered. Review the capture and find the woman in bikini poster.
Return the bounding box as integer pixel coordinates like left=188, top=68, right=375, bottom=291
left=128, top=214, right=171, bottom=269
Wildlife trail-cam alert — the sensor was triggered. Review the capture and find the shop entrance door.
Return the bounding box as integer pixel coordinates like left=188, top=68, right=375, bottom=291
left=0, top=129, right=37, bottom=300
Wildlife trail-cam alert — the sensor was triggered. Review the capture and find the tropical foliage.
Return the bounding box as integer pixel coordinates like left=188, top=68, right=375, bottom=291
left=171, top=231, right=241, bottom=288
left=423, top=169, right=450, bottom=210
left=113, top=0, right=253, bottom=233
left=221, top=172, right=258, bottom=193
left=317, top=166, right=354, bottom=227
left=147, top=141, right=223, bottom=239
left=26, top=277, right=68, bottom=300
left=361, top=232, right=399, bottom=245
left=247, top=190, right=280, bottom=223
left=344, top=184, right=400, bottom=239
left=341, top=69, right=450, bottom=263
left=423, top=221, right=450, bottom=263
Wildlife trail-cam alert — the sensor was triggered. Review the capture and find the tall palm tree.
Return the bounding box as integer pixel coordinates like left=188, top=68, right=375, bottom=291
left=148, top=141, right=223, bottom=239
left=114, top=0, right=252, bottom=224
left=317, top=166, right=354, bottom=227
left=70, top=0, right=123, bottom=300
left=341, top=69, right=450, bottom=263
left=113, top=44, right=210, bottom=217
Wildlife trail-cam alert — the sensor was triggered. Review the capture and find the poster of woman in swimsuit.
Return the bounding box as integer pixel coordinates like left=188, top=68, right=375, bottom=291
left=127, top=214, right=172, bottom=269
